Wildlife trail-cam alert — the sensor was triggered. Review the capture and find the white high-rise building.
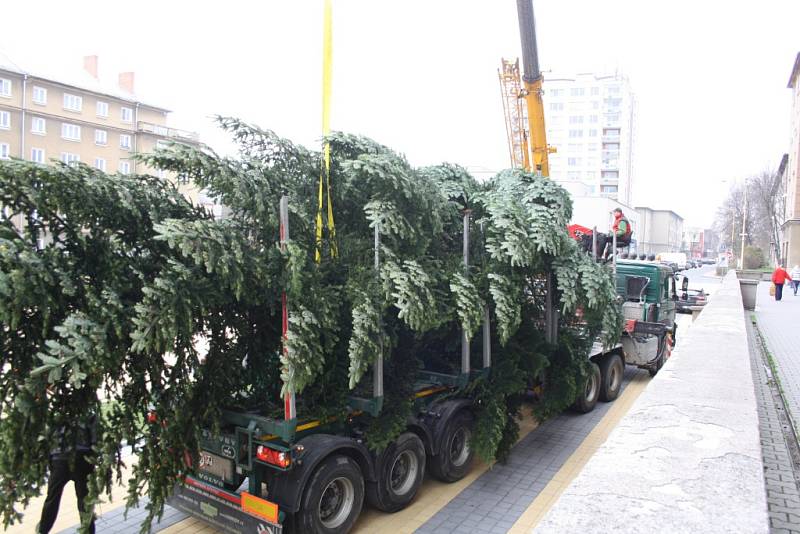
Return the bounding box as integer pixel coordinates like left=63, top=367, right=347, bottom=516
left=542, top=72, right=636, bottom=205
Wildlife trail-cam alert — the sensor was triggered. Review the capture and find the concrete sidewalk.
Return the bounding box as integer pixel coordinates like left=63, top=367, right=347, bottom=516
left=535, top=272, right=768, bottom=533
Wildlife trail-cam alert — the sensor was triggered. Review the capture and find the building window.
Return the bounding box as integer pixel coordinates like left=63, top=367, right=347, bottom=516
left=95, top=129, right=108, bottom=145
left=119, top=160, right=131, bottom=174
left=97, top=101, right=109, bottom=118
left=549, top=102, right=564, bottom=111
left=61, top=123, right=81, bottom=141
left=589, top=115, right=599, bottom=123
left=156, top=169, right=167, bottom=179
left=63, top=93, right=83, bottom=112
left=0, top=78, right=10, bottom=97
left=570, top=87, right=585, bottom=97
left=31, top=148, right=45, bottom=164
left=119, top=134, right=131, bottom=150
left=568, top=115, right=584, bottom=124
left=60, top=152, right=80, bottom=165
left=567, top=171, right=581, bottom=180
left=0, top=111, right=9, bottom=130
left=568, top=129, right=583, bottom=138
left=121, top=107, right=133, bottom=123
left=602, top=171, right=619, bottom=179
left=94, top=158, right=106, bottom=171
left=32, top=86, right=47, bottom=105
left=568, top=157, right=582, bottom=166
left=601, top=185, right=618, bottom=193
left=549, top=88, right=563, bottom=97
left=608, top=86, right=621, bottom=95
left=31, top=117, right=46, bottom=135
left=590, top=87, right=600, bottom=96
left=588, top=129, right=598, bottom=137
left=0, top=143, right=9, bottom=159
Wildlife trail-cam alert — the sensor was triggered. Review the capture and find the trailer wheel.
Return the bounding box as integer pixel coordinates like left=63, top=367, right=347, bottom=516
left=598, top=353, right=624, bottom=402
left=298, top=455, right=364, bottom=533
left=574, top=362, right=601, bottom=413
left=429, top=410, right=474, bottom=483
left=366, top=432, right=426, bottom=513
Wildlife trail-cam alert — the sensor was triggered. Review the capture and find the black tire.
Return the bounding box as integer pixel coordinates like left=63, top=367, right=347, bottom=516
left=366, top=432, right=426, bottom=513
left=598, top=353, right=624, bottom=402
left=648, top=335, right=668, bottom=377
left=297, top=455, right=364, bottom=534
left=574, top=362, right=601, bottom=413
left=428, top=410, right=475, bottom=483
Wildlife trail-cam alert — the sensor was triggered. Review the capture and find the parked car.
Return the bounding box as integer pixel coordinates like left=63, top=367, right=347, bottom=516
left=673, top=273, right=707, bottom=313
left=677, top=288, right=707, bottom=314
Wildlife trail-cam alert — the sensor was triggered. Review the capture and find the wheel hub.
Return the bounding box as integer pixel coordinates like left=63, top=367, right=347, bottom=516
left=389, top=450, right=419, bottom=495
left=450, top=427, right=471, bottom=467
left=319, top=476, right=355, bottom=529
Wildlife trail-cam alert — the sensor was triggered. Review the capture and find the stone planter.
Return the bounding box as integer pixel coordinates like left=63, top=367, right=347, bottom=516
left=739, top=279, right=759, bottom=310
left=735, top=269, right=762, bottom=281
left=715, top=266, right=729, bottom=277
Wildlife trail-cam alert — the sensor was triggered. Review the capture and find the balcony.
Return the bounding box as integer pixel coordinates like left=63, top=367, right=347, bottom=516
left=138, top=121, right=199, bottom=142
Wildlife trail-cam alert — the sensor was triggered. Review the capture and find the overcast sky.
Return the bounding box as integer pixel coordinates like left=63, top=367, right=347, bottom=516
left=2, top=0, right=798, bottom=228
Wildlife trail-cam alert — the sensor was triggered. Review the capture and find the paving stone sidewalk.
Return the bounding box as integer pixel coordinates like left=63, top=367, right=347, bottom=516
left=751, top=291, right=800, bottom=533
left=55, top=498, right=188, bottom=534
left=754, top=280, right=800, bottom=430
left=415, top=367, right=642, bottom=534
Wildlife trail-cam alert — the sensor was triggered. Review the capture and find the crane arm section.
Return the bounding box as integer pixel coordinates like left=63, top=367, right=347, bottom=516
left=516, top=0, right=554, bottom=176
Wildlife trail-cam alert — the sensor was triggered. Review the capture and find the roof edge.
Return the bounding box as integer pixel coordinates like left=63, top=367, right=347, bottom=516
left=788, top=52, right=800, bottom=89
left=0, top=65, right=171, bottom=113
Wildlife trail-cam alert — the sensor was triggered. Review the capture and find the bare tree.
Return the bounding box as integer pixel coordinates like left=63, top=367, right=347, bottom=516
left=713, top=168, right=782, bottom=263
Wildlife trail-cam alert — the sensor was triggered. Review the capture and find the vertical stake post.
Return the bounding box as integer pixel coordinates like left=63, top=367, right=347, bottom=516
left=612, top=232, right=618, bottom=273
left=373, top=222, right=383, bottom=399
left=545, top=272, right=558, bottom=344
left=479, top=220, right=491, bottom=369
left=462, top=210, right=471, bottom=376
left=592, top=226, right=598, bottom=260
left=280, top=196, right=296, bottom=421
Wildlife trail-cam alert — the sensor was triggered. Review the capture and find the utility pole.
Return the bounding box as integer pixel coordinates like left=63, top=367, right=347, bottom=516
left=739, top=185, right=747, bottom=269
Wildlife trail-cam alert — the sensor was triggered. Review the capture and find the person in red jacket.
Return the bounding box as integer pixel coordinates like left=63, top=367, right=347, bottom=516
left=772, top=264, right=792, bottom=301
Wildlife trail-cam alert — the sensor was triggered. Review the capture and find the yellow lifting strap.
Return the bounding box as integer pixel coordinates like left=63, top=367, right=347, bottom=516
left=316, top=0, right=337, bottom=262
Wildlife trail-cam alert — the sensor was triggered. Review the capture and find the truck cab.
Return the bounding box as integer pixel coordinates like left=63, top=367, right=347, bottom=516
left=615, top=260, right=677, bottom=375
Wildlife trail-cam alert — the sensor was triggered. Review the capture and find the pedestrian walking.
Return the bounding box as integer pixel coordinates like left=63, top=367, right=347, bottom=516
left=791, top=265, right=800, bottom=296
left=772, top=264, right=792, bottom=302
left=37, top=411, right=97, bottom=534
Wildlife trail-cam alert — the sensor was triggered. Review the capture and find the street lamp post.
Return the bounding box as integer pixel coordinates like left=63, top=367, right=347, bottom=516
left=739, top=185, right=747, bottom=269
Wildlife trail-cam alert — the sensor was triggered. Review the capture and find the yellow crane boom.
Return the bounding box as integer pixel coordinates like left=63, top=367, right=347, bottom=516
left=499, top=0, right=556, bottom=175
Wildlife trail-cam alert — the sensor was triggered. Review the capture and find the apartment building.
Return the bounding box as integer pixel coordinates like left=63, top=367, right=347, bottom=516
left=542, top=72, right=636, bottom=205
left=635, top=207, right=684, bottom=255
left=783, top=53, right=800, bottom=266
left=0, top=54, right=200, bottom=202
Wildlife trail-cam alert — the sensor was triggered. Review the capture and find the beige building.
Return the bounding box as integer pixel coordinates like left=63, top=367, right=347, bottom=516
left=634, top=207, right=684, bottom=255
left=0, top=54, right=199, bottom=202
left=783, top=53, right=800, bottom=267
